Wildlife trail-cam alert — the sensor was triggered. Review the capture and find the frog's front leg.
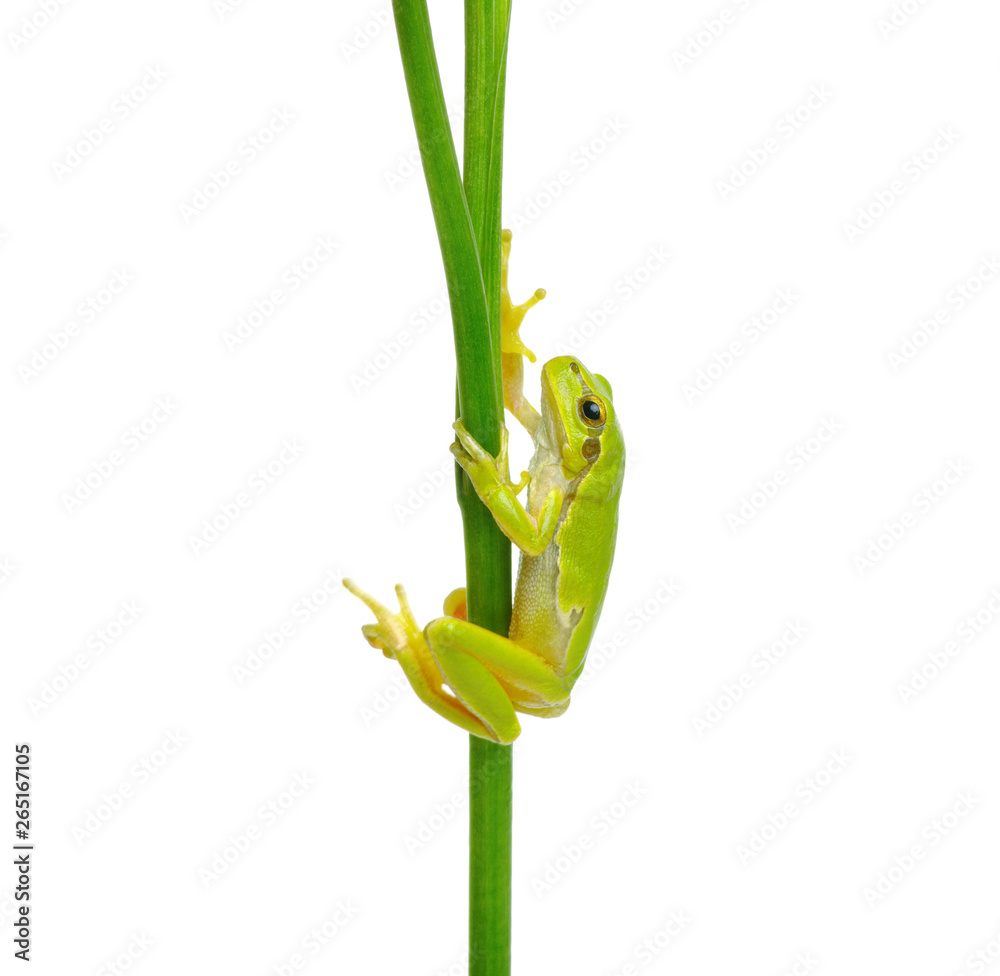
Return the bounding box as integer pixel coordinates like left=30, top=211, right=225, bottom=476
left=451, top=420, right=562, bottom=557
left=500, top=229, right=546, bottom=437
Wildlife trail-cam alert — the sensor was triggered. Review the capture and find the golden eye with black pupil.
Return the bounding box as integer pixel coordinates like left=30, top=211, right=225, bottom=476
left=578, top=395, right=606, bottom=427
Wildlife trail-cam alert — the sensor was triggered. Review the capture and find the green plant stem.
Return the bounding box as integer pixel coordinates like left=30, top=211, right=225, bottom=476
left=464, top=0, right=511, bottom=345
left=468, top=737, right=512, bottom=975
left=390, top=3, right=513, bottom=974
left=390, top=0, right=498, bottom=453
left=463, top=6, right=513, bottom=975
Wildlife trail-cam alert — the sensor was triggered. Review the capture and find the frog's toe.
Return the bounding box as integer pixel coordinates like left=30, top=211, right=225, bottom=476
left=367, top=628, right=397, bottom=660
left=449, top=438, right=475, bottom=474
left=443, top=587, right=467, bottom=620
left=344, top=577, right=417, bottom=657
left=361, top=623, right=386, bottom=649
left=451, top=422, right=494, bottom=464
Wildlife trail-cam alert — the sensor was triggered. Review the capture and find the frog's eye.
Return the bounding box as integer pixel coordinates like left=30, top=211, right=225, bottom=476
left=578, top=395, right=606, bottom=428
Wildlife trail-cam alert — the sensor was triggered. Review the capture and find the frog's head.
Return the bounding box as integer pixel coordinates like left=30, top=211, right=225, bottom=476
left=541, top=355, right=623, bottom=480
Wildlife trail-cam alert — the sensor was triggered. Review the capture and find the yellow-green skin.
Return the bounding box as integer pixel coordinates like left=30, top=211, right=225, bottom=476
left=509, top=357, right=624, bottom=698
left=343, top=232, right=624, bottom=743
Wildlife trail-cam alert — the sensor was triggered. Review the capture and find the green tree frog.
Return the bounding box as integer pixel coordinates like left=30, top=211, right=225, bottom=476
left=344, top=231, right=624, bottom=743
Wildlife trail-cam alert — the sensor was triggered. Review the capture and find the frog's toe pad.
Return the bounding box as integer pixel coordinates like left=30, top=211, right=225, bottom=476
left=361, top=623, right=395, bottom=659
left=443, top=587, right=467, bottom=620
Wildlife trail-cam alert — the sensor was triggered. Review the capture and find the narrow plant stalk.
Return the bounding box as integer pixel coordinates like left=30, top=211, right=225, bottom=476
left=468, top=736, right=512, bottom=975
left=390, top=0, right=498, bottom=449
left=463, top=5, right=514, bottom=974
left=391, top=2, right=514, bottom=973
left=464, top=0, right=511, bottom=341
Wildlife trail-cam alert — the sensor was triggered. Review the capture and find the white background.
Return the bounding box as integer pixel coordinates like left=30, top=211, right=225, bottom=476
left=2, top=0, right=1000, bottom=974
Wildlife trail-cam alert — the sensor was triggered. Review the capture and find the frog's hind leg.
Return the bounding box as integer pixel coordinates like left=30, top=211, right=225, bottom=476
left=424, top=616, right=571, bottom=725
left=343, top=578, right=517, bottom=742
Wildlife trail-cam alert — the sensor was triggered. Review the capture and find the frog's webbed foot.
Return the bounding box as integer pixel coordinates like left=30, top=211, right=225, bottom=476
left=500, top=228, right=545, bottom=363
left=344, top=578, right=421, bottom=660
left=451, top=420, right=528, bottom=501
left=501, top=229, right=545, bottom=436
left=343, top=577, right=523, bottom=742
